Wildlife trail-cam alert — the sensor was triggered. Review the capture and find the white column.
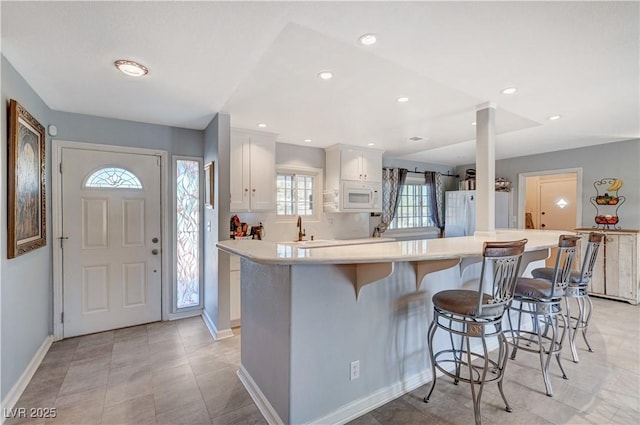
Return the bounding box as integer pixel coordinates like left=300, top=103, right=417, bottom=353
left=475, top=102, right=497, bottom=237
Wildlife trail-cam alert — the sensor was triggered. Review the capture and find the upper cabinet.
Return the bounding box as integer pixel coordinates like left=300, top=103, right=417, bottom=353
left=325, top=144, right=383, bottom=188
left=333, top=146, right=383, bottom=183
left=230, top=128, right=276, bottom=212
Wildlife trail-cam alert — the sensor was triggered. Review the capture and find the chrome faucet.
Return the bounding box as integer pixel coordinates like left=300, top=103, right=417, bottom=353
left=297, top=216, right=306, bottom=241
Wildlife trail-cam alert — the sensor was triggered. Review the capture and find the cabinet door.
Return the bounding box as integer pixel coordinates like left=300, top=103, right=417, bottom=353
left=361, top=150, right=382, bottom=183
left=605, top=234, right=636, bottom=300
left=230, top=133, right=251, bottom=211
left=248, top=135, right=275, bottom=211
left=340, top=148, right=363, bottom=181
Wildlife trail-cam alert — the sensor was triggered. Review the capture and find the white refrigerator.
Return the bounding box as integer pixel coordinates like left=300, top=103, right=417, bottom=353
left=444, top=191, right=510, bottom=237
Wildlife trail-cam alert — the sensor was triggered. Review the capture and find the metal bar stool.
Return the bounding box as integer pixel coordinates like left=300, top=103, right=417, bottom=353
left=423, top=239, right=527, bottom=425
left=505, top=234, right=580, bottom=397
left=530, top=232, right=604, bottom=362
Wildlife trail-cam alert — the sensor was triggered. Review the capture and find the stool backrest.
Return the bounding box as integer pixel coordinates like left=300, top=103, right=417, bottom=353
left=477, top=239, right=527, bottom=317
left=577, top=232, right=604, bottom=285
left=546, top=234, right=581, bottom=298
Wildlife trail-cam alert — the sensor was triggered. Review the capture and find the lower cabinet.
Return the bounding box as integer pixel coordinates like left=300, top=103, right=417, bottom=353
left=230, top=255, right=241, bottom=326
left=577, top=229, right=639, bottom=304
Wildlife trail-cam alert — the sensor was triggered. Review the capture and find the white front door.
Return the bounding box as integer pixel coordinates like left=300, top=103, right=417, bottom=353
left=61, top=148, right=162, bottom=337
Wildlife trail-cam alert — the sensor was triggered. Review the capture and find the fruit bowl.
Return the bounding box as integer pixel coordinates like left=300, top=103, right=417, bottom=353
left=596, top=196, right=618, bottom=205
left=595, top=215, right=618, bottom=225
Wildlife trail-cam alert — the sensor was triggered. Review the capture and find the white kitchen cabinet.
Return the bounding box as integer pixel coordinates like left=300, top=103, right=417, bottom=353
left=230, top=128, right=276, bottom=211
left=576, top=229, right=639, bottom=304
left=333, top=145, right=383, bottom=183
left=230, top=254, right=241, bottom=327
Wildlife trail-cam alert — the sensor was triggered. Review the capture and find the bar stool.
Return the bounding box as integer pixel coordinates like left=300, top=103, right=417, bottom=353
left=423, top=239, right=527, bottom=425
left=530, top=232, right=604, bottom=362
left=506, top=234, right=580, bottom=397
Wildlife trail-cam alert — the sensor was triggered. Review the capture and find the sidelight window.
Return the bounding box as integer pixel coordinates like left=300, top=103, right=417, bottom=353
left=174, top=157, right=202, bottom=310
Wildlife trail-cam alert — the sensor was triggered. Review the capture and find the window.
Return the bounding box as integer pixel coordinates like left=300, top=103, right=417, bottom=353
left=276, top=166, right=322, bottom=218
left=174, top=157, right=202, bottom=310
left=390, top=183, right=437, bottom=229
left=84, top=167, right=142, bottom=189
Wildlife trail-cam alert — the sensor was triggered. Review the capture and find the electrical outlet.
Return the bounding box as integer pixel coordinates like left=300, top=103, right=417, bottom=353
left=350, top=360, right=360, bottom=380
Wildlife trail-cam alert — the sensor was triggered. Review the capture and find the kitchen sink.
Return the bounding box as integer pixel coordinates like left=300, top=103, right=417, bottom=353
left=277, top=237, right=394, bottom=249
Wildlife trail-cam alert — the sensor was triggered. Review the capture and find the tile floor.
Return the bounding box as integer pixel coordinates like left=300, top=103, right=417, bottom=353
left=5, top=297, right=639, bottom=425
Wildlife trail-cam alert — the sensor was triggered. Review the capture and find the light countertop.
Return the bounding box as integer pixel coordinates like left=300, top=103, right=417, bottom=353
left=217, top=229, right=567, bottom=265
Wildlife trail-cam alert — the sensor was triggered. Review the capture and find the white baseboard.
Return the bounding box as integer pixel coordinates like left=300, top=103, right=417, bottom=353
left=201, top=310, right=234, bottom=340
left=1, top=335, right=53, bottom=424
left=237, top=365, right=285, bottom=425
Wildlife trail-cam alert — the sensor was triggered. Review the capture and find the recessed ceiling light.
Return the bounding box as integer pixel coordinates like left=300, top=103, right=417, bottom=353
left=114, top=60, right=148, bottom=77
left=396, top=96, right=409, bottom=103
left=367, top=143, right=375, bottom=146
left=501, top=87, right=517, bottom=95
left=257, top=123, right=267, bottom=128
left=358, top=33, right=377, bottom=46
left=318, top=71, right=333, bottom=80
left=548, top=115, right=562, bottom=121
left=471, top=122, right=477, bottom=126
left=304, top=139, right=312, bottom=143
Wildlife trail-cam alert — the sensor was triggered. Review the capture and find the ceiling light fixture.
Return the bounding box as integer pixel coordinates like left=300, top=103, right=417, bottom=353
left=548, top=115, right=562, bottom=121
left=367, top=143, right=375, bottom=146
left=501, top=87, right=517, bottom=95
left=257, top=123, right=267, bottom=128
left=114, top=60, right=148, bottom=77
left=358, top=33, right=377, bottom=46
left=304, top=139, right=312, bottom=143
left=318, top=71, right=333, bottom=80
left=396, top=96, right=409, bottom=103
left=471, top=122, right=477, bottom=126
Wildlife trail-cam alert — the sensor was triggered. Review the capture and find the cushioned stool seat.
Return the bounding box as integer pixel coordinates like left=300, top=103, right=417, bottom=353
left=514, top=277, right=566, bottom=299
left=531, top=268, right=583, bottom=285
left=432, top=290, right=502, bottom=317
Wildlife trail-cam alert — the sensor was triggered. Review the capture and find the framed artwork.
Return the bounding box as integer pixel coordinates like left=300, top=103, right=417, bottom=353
left=204, top=161, right=214, bottom=209
left=8, top=99, right=47, bottom=258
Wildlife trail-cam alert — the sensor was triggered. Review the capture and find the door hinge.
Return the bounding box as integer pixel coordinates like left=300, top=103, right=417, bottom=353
left=59, top=162, right=62, bottom=173
left=61, top=312, right=64, bottom=323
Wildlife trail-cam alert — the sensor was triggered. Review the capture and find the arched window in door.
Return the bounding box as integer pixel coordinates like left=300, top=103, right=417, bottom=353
left=84, top=167, right=143, bottom=189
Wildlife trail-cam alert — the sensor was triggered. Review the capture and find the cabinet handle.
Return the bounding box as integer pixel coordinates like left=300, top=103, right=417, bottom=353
left=364, top=174, right=367, bottom=179
left=244, top=188, right=249, bottom=192
left=252, top=189, right=256, bottom=192
left=359, top=174, right=362, bottom=179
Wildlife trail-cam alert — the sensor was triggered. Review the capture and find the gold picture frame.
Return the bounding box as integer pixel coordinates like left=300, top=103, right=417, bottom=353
left=8, top=99, right=47, bottom=258
left=204, top=161, right=214, bottom=209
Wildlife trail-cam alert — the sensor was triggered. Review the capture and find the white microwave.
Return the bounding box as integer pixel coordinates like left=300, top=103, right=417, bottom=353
left=341, top=181, right=381, bottom=212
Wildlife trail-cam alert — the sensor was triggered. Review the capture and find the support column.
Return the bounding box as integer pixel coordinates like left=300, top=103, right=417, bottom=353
left=475, top=102, right=497, bottom=237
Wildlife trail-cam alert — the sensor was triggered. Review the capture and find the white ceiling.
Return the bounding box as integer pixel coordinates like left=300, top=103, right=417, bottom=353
left=2, top=1, right=638, bottom=165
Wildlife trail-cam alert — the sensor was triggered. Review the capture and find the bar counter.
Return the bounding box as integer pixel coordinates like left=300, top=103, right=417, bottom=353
left=216, top=229, right=566, bottom=425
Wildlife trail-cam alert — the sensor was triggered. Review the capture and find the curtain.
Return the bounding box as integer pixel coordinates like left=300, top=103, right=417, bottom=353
left=373, top=167, right=408, bottom=236
left=424, top=171, right=445, bottom=236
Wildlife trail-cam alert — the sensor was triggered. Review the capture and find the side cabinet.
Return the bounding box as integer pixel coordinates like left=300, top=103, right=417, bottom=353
left=577, top=229, right=639, bottom=304
left=230, top=128, right=276, bottom=212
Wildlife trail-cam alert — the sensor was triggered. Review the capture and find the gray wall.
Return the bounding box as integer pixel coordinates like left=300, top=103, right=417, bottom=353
left=1, top=56, right=54, bottom=399
left=457, top=139, right=640, bottom=230
left=1, top=54, right=204, bottom=400
left=203, top=113, right=231, bottom=335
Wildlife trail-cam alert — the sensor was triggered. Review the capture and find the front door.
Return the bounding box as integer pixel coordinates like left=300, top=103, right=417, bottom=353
left=61, top=148, right=161, bottom=337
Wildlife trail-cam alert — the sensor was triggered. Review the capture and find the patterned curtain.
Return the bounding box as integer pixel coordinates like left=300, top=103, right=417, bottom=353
left=424, top=171, right=445, bottom=236
left=373, top=167, right=408, bottom=236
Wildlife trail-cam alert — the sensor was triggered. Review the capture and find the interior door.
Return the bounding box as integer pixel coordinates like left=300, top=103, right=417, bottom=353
left=62, top=148, right=161, bottom=337
left=539, top=177, right=578, bottom=267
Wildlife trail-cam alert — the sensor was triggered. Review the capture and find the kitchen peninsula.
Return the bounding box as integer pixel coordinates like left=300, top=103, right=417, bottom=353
left=217, top=229, right=566, bottom=425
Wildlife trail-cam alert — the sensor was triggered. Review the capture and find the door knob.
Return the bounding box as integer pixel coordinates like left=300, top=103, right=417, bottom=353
left=541, top=212, right=546, bottom=215
left=541, top=224, right=546, bottom=228
left=152, top=237, right=159, bottom=243
left=152, top=249, right=159, bottom=255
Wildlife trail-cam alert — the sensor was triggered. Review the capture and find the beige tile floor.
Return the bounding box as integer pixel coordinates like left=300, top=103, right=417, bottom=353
left=6, top=297, right=639, bottom=425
